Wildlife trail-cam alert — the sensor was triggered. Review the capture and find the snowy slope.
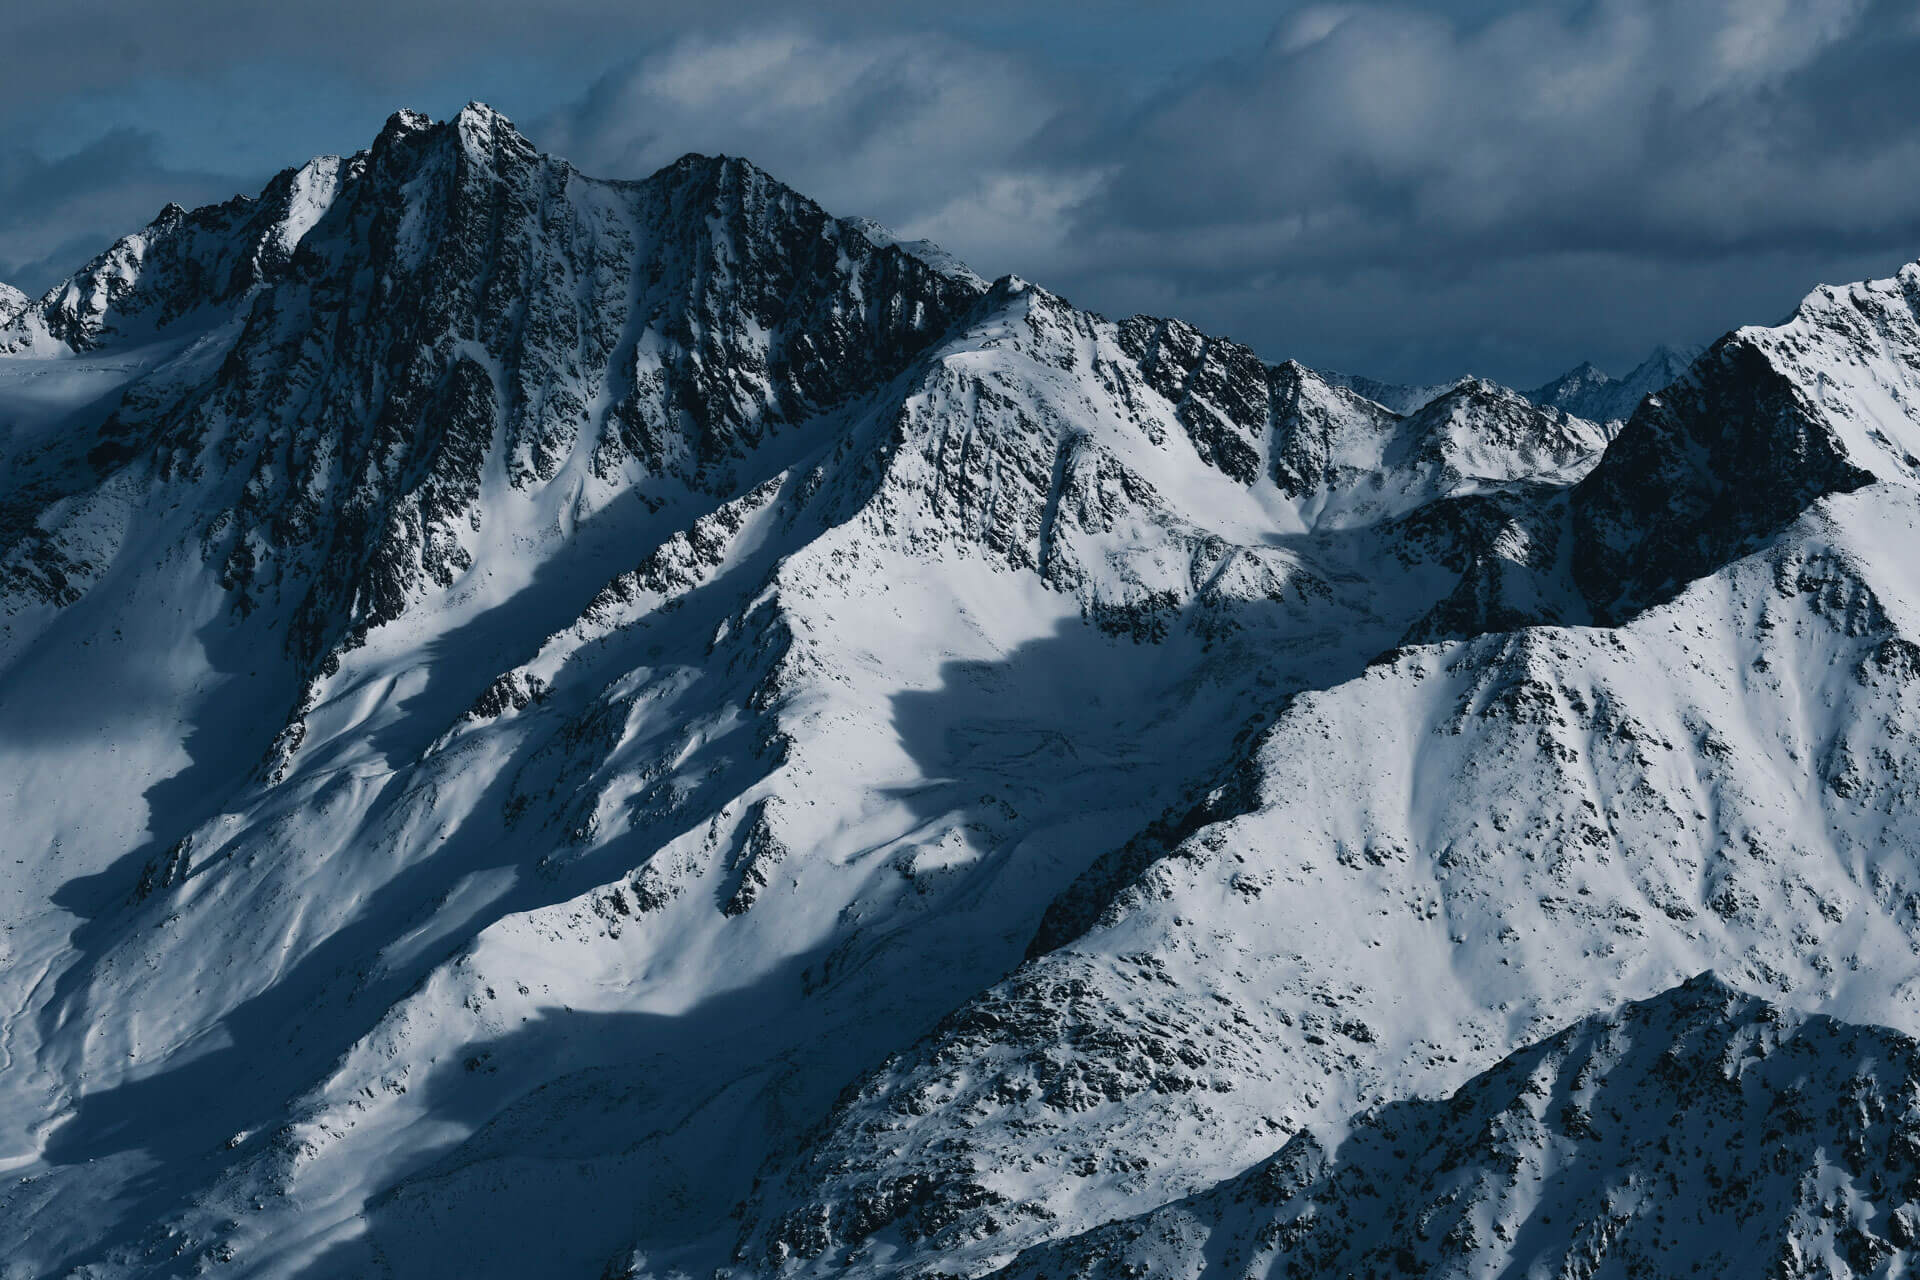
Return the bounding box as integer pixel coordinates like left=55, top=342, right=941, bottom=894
left=1261, top=367, right=1607, bottom=529
left=0, top=104, right=998, bottom=1277
left=992, top=973, right=1920, bottom=1280
left=726, top=264, right=1920, bottom=1276
left=3, top=104, right=1920, bottom=1280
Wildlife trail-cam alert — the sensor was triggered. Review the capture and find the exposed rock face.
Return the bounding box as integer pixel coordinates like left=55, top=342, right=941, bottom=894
left=6, top=105, right=979, bottom=676
left=1573, top=336, right=1874, bottom=620
left=993, top=974, right=1920, bottom=1280
left=1, top=105, right=1917, bottom=1280
left=0, top=281, right=28, bottom=324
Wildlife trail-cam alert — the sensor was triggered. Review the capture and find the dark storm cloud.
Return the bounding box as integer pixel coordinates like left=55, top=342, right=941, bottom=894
left=527, top=1, right=1920, bottom=382
left=0, top=0, right=1100, bottom=108
left=533, top=27, right=1105, bottom=274
left=1040, top=0, right=1920, bottom=379
left=8, top=1, right=1920, bottom=384
left=0, top=132, right=246, bottom=292
left=1086, top=0, right=1920, bottom=258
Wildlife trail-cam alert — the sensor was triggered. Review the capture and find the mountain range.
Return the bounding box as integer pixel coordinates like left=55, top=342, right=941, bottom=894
left=4, top=104, right=1920, bottom=1279
left=1325, top=343, right=1702, bottom=424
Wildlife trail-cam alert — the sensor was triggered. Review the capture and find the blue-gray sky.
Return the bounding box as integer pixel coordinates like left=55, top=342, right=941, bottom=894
left=6, top=0, right=1918, bottom=386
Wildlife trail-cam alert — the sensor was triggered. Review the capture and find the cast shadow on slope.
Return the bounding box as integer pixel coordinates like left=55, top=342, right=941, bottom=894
left=27, top=753, right=533, bottom=1275
left=27, top=731, right=778, bottom=1278
left=31, top=346, right=1876, bottom=1271
left=36, top=600, right=304, bottom=1041
left=1016, top=351, right=1890, bottom=964
left=282, top=609, right=1254, bottom=1275
left=285, top=953, right=845, bottom=1280
left=709, top=584, right=1465, bottom=1269
left=22, top=494, right=776, bottom=1272
left=290, top=602, right=1359, bottom=1280
left=348, top=489, right=703, bottom=771
left=26, top=686, right=778, bottom=1278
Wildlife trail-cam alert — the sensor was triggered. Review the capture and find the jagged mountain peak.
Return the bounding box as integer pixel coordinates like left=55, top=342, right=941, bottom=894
left=654, top=148, right=771, bottom=178
left=447, top=99, right=538, bottom=163
left=379, top=106, right=435, bottom=138
left=1568, top=280, right=1920, bottom=619
left=1528, top=357, right=1610, bottom=404
left=1414, top=372, right=1526, bottom=409
left=1264, top=360, right=1608, bottom=528
left=1528, top=342, right=1707, bottom=424
left=0, top=105, right=989, bottom=680
left=844, top=216, right=988, bottom=289
left=0, top=107, right=969, bottom=362
left=1617, top=341, right=1704, bottom=397
left=452, top=98, right=513, bottom=130
left=1640, top=342, right=1684, bottom=363
left=1401, top=375, right=1608, bottom=483
left=368, top=102, right=530, bottom=168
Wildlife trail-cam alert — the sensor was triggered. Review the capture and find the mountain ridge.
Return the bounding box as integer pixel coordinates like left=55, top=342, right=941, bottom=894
left=1, top=104, right=1917, bottom=1280
left=1529, top=343, right=1703, bottom=425
left=989, top=972, right=1920, bottom=1280
left=720, top=250, right=1920, bottom=1272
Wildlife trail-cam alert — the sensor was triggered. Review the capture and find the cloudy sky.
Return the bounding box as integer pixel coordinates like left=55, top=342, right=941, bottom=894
left=7, top=0, right=1918, bottom=386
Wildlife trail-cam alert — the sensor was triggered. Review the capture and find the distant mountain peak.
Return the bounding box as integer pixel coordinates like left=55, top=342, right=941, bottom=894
left=1527, top=342, right=1705, bottom=424
left=453, top=98, right=510, bottom=127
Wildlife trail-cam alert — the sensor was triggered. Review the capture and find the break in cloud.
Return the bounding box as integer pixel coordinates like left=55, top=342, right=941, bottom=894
left=8, top=1, right=1920, bottom=385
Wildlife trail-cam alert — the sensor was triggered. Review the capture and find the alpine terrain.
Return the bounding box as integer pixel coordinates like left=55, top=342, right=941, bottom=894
left=3, top=105, right=1920, bottom=1279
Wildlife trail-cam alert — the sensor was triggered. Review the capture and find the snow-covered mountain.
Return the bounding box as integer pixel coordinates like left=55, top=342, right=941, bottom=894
left=2, top=105, right=1919, bottom=1280
left=1330, top=344, right=1697, bottom=428
left=1529, top=344, right=1704, bottom=426
left=991, top=973, right=1920, bottom=1279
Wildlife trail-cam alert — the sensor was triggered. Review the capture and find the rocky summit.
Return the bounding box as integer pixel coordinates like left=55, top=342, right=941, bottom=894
left=5, top=105, right=1920, bottom=1279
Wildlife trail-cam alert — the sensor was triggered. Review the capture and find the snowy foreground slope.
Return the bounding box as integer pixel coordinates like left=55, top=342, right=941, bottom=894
left=992, top=974, right=1920, bottom=1280
left=1, top=106, right=1919, bottom=1279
